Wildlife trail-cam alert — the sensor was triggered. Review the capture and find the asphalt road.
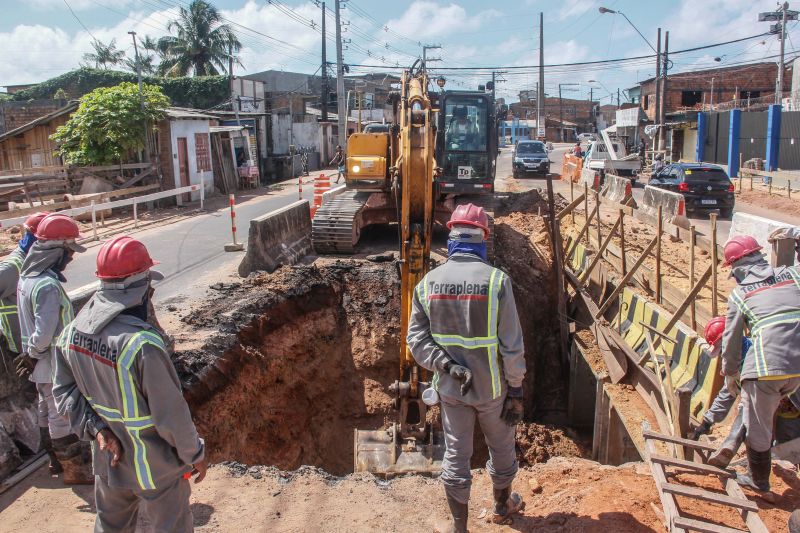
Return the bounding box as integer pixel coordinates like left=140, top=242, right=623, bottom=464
left=63, top=175, right=318, bottom=304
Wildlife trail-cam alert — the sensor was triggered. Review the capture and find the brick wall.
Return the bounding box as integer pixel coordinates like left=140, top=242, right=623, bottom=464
left=639, top=63, right=791, bottom=120
left=0, top=100, right=66, bottom=134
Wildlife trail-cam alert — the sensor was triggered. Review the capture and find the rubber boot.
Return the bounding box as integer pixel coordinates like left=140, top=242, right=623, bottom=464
left=491, top=487, right=526, bottom=525
left=708, top=410, right=745, bottom=469
left=736, top=447, right=772, bottom=492
left=688, top=419, right=712, bottom=441
left=52, top=435, right=94, bottom=485
left=445, top=492, right=469, bottom=533
left=39, top=427, right=63, bottom=475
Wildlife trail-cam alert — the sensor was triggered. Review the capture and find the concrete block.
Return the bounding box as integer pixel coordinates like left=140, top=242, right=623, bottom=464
left=601, top=174, right=636, bottom=207
left=728, top=211, right=797, bottom=266
left=640, top=185, right=685, bottom=225
left=238, top=200, right=313, bottom=276
left=321, top=185, right=346, bottom=205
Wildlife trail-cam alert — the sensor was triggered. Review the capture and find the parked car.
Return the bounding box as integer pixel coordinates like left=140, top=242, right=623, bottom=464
left=648, top=162, right=735, bottom=218
left=512, top=140, right=550, bottom=177
left=577, top=133, right=596, bottom=142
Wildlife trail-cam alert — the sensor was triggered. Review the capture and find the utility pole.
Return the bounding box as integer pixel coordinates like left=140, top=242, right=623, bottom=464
left=758, top=3, right=798, bottom=104
left=128, top=31, right=149, bottom=162
left=422, top=44, right=442, bottom=69
left=320, top=1, right=328, bottom=122
left=229, top=44, right=241, bottom=127
left=334, top=0, right=346, bottom=148
left=617, top=87, right=621, bottom=109
left=538, top=11, right=545, bottom=140
left=654, top=28, right=661, bottom=150
left=659, top=31, right=669, bottom=152
left=357, top=90, right=362, bottom=132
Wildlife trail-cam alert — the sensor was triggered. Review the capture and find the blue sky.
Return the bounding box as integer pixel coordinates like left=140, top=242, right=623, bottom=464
left=2, top=0, right=798, bottom=103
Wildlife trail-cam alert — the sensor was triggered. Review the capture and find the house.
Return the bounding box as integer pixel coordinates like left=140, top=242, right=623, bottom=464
left=157, top=108, right=217, bottom=201
left=0, top=101, right=77, bottom=172
left=511, top=93, right=598, bottom=136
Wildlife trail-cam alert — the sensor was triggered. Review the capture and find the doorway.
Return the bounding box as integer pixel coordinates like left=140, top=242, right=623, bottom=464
left=177, top=137, right=190, bottom=203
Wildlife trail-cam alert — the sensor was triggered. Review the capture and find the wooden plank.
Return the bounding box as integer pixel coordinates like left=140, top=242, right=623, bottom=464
left=724, top=479, right=770, bottom=533
left=643, top=429, right=717, bottom=452
left=0, top=453, right=47, bottom=495
left=673, top=517, right=746, bottom=533
left=595, top=235, right=659, bottom=318
left=74, top=163, right=152, bottom=172
left=645, top=433, right=687, bottom=533
left=649, top=453, right=736, bottom=478
left=661, top=482, right=759, bottom=512
left=579, top=214, right=622, bottom=284
left=556, top=192, right=586, bottom=221
left=565, top=203, right=599, bottom=260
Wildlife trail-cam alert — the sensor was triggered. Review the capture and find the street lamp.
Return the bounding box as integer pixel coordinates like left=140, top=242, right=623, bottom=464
left=598, top=7, right=657, bottom=53
left=588, top=79, right=617, bottom=106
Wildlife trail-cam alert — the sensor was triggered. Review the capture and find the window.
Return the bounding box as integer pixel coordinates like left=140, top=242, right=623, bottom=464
left=740, top=90, right=760, bottom=100
left=681, top=90, right=703, bottom=107
left=444, top=97, right=488, bottom=152
left=195, top=133, right=211, bottom=172
left=644, top=94, right=651, bottom=110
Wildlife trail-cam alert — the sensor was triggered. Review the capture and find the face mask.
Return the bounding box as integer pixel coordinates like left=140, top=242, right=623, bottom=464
left=122, top=283, right=151, bottom=322
left=447, top=240, right=488, bottom=261
left=18, top=232, right=37, bottom=254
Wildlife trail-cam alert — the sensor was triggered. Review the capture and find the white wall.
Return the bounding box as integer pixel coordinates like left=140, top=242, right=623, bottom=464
left=169, top=119, right=213, bottom=201
left=271, top=114, right=291, bottom=155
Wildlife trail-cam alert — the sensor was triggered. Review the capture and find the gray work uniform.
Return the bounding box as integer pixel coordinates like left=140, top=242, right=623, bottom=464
left=18, top=269, right=74, bottom=439
left=53, top=286, right=204, bottom=533
left=721, top=259, right=800, bottom=452
left=702, top=337, right=753, bottom=425
left=407, top=252, right=526, bottom=504
left=0, top=248, right=25, bottom=354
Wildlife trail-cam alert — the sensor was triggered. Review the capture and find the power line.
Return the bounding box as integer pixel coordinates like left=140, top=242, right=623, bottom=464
left=62, top=0, right=98, bottom=41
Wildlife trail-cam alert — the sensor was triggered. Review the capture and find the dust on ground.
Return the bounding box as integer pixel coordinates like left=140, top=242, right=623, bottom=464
left=735, top=183, right=800, bottom=221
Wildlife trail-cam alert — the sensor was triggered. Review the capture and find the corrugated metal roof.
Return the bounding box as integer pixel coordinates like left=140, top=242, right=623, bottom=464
left=165, top=107, right=218, bottom=120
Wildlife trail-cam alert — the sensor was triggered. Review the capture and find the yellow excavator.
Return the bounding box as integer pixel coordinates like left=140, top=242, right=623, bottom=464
left=332, top=65, right=497, bottom=475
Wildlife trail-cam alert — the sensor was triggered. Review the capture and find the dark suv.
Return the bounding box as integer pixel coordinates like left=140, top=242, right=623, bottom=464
left=512, top=140, right=550, bottom=177
left=649, top=162, right=735, bottom=218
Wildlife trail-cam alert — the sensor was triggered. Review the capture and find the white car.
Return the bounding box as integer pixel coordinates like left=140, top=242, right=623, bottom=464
left=577, top=133, right=596, bottom=142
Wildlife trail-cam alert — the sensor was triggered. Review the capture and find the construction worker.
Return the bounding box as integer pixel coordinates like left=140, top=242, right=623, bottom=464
left=407, top=204, right=526, bottom=532
left=720, top=234, right=800, bottom=492
left=690, top=316, right=752, bottom=441
left=14, top=213, right=92, bottom=484
left=2, top=212, right=62, bottom=474
left=52, top=235, right=206, bottom=532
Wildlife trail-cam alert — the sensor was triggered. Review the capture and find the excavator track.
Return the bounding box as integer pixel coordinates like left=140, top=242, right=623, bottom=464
left=312, top=190, right=370, bottom=254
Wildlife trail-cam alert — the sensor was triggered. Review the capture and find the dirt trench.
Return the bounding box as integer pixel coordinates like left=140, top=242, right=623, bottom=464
left=172, top=189, right=583, bottom=475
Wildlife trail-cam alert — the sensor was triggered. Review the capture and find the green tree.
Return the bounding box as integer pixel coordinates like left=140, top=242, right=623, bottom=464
left=83, top=39, right=126, bottom=69
left=51, top=82, right=169, bottom=166
left=125, top=35, right=160, bottom=75
left=157, top=0, right=241, bottom=77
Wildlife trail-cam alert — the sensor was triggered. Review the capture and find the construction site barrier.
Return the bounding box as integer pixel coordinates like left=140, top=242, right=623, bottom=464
left=580, top=167, right=601, bottom=191
left=565, top=238, right=590, bottom=276
left=601, top=174, right=636, bottom=207
left=728, top=212, right=797, bottom=266
left=561, top=154, right=583, bottom=183
left=238, top=200, right=313, bottom=277
left=311, top=173, right=331, bottom=217
left=640, top=185, right=686, bottom=224
left=612, top=287, right=720, bottom=420
left=322, top=185, right=346, bottom=204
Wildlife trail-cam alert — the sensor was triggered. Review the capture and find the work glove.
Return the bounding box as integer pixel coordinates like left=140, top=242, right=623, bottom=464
left=13, top=353, right=35, bottom=378
left=725, top=374, right=741, bottom=397
left=501, top=386, right=524, bottom=426
left=443, top=359, right=473, bottom=396
left=768, top=226, right=800, bottom=242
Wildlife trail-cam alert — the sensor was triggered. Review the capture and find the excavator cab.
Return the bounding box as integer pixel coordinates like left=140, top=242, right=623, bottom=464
left=436, top=92, right=497, bottom=195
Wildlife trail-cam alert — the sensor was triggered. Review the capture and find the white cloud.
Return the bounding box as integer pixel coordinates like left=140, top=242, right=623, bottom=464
left=29, top=0, right=135, bottom=10
left=556, top=0, right=595, bottom=21
left=384, top=1, right=501, bottom=41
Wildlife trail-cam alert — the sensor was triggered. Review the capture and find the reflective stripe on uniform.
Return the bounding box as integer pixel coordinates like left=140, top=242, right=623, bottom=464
left=0, top=254, right=23, bottom=353
left=486, top=269, right=504, bottom=398
left=32, top=277, right=74, bottom=329
left=115, top=330, right=166, bottom=490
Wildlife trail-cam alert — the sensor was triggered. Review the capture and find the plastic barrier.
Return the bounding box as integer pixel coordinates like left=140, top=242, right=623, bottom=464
left=238, top=200, right=313, bottom=276
left=565, top=239, right=589, bottom=276
left=728, top=212, right=797, bottom=266
left=601, top=173, right=636, bottom=207
left=580, top=167, right=601, bottom=191
left=612, top=286, right=720, bottom=419
left=311, top=173, right=331, bottom=217
left=561, top=154, right=583, bottom=183
left=640, top=185, right=686, bottom=224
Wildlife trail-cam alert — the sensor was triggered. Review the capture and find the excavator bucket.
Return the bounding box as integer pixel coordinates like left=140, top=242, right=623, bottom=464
left=354, top=424, right=445, bottom=475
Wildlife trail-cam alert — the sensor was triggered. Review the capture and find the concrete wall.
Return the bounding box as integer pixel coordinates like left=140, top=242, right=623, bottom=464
left=238, top=200, right=313, bottom=276
left=169, top=119, right=213, bottom=201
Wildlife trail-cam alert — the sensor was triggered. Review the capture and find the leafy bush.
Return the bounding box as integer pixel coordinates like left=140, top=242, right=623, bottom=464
left=51, top=82, right=170, bottom=166
left=11, top=68, right=228, bottom=109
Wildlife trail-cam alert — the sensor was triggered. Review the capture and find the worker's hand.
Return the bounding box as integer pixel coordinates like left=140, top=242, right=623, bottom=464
left=501, top=387, right=524, bottom=426
left=768, top=226, right=800, bottom=243
left=445, top=360, right=473, bottom=396
left=13, top=353, right=35, bottom=378
left=191, top=458, right=208, bottom=484
left=97, top=428, right=122, bottom=467
left=725, top=374, right=741, bottom=397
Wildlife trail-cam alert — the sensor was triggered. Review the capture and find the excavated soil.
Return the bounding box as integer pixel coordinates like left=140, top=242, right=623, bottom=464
left=170, top=189, right=581, bottom=474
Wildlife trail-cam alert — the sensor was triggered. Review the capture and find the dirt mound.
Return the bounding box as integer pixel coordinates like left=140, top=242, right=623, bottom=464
left=517, top=423, right=589, bottom=465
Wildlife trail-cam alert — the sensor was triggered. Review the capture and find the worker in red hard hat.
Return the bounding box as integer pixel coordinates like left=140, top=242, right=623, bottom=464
left=407, top=203, right=526, bottom=531
left=52, top=235, right=206, bottom=532
left=0, top=212, right=64, bottom=474
left=719, top=234, right=800, bottom=492
left=15, top=213, right=90, bottom=484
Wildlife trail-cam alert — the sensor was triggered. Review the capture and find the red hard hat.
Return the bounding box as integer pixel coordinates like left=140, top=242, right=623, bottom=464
left=447, top=203, right=489, bottom=238
left=35, top=213, right=81, bottom=241
left=704, top=316, right=726, bottom=349
left=723, top=235, right=762, bottom=265
left=23, top=211, right=49, bottom=234
left=96, top=235, right=159, bottom=280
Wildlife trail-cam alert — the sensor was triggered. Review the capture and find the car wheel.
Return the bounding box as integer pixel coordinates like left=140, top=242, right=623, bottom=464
left=720, top=208, right=733, bottom=219
left=512, top=171, right=519, bottom=179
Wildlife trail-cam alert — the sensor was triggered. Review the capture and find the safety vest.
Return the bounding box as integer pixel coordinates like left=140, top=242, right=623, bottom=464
left=416, top=267, right=506, bottom=400
left=20, top=276, right=73, bottom=350
left=730, top=266, right=800, bottom=378
left=59, top=324, right=167, bottom=491
left=0, top=252, right=23, bottom=353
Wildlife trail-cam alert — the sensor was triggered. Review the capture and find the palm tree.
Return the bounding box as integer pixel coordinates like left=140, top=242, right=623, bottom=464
left=125, top=35, right=158, bottom=75
left=157, top=0, right=241, bottom=77
left=83, top=39, right=125, bottom=69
